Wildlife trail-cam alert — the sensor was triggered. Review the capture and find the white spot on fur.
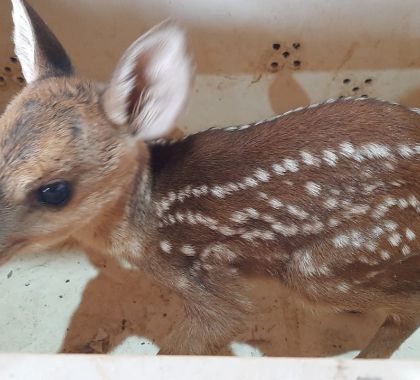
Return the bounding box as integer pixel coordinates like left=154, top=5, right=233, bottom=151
left=383, top=220, right=398, bottom=232
left=337, top=283, right=351, bottom=293
left=339, top=142, right=363, bottom=161
left=300, top=151, right=320, bottom=166
left=271, top=222, right=299, bottom=236
left=211, top=186, right=226, bottom=198
left=408, top=195, right=420, bottom=211
left=258, top=192, right=269, bottom=200
left=385, top=197, right=397, bottom=207
left=372, top=198, right=397, bottom=219
left=204, top=243, right=237, bottom=263
left=295, top=249, right=316, bottom=276
left=390, top=180, right=404, bottom=188
left=365, top=240, right=377, bottom=253
left=344, top=204, right=370, bottom=217
left=231, top=211, right=248, bottom=224
left=181, top=244, right=196, bottom=256
left=388, top=233, right=401, bottom=247
left=402, top=245, right=411, bottom=256
left=226, top=182, right=239, bottom=192
left=283, top=158, right=299, bottom=172
left=350, top=230, right=364, bottom=248
left=262, top=214, right=276, bottom=223
left=160, top=240, right=172, bottom=254
left=245, top=208, right=259, bottom=218
left=199, top=185, right=208, bottom=195
left=323, top=149, right=338, bottom=166
left=287, top=204, right=309, bottom=220
left=328, top=218, right=341, bottom=227
left=242, top=229, right=275, bottom=242
left=324, top=197, right=338, bottom=209
left=269, top=198, right=283, bottom=209
left=218, top=226, right=236, bottom=236
left=244, top=177, right=258, bottom=187
left=301, top=219, right=324, bottom=234
left=380, top=250, right=391, bottom=260
left=308, top=103, right=321, bottom=108
left=176, top=276, right=190, bottom=289
left=254, top=168, right=271, bottom=182
left=332, top=234, right=350, bottom=248
left=305, top=181, right=321, bottom=197
left=359, top=256, right=371, bottom=264
left=383, top=161, right=395, bottom=171
left=168, top=192, right=176, bottom=202
left=398, top=144, right=415, bottom=158
left=186, top=212, right=197, bottom=225
left=363, top=183, right=381, bottom=194
left=176, top=191, right=186, bottom=202
left=398, top=199, right=409, bottom=209
left=360, top=143, right=393, bottom=160
left=272, top=164, right=286, bottom=175
left=406, top=228, right=416, bottom=241
left=371, top=226, right=384, bottom=238
left=345, top=186, right=356, bottom=194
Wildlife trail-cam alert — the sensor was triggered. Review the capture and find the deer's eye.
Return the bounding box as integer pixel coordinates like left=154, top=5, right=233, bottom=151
left=37, top=181, right=72, bottom=207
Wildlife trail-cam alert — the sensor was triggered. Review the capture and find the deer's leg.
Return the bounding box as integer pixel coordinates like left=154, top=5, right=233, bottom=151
left=356, top=314, right=419, bottom=359
left=158, top=278, right=251, bottom=355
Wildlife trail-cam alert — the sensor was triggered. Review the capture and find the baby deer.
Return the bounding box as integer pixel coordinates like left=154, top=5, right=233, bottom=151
left=2, top=0, right=420, bottom=358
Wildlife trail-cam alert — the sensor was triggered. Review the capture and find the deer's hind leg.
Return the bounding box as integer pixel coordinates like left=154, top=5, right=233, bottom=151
left=356, top=313, right=419, bottom=359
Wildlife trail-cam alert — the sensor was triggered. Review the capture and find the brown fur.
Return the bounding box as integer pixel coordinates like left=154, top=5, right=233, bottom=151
left=2, top=0, right=420, bottom=358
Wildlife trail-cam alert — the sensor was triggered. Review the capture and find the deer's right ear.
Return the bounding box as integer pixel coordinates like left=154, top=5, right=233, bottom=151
left=101, top=21, right=193, bottom=141
left=11, top=0, right=74, bottom=83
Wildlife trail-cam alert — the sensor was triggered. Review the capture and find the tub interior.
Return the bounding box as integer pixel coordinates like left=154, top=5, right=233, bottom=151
left=1, top=0, right=420, bottom=358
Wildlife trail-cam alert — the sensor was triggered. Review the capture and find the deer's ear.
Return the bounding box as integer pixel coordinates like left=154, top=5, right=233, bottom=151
left=11, top=0, right=74, bottom=83
left=101, top=21, right=193, bottom=141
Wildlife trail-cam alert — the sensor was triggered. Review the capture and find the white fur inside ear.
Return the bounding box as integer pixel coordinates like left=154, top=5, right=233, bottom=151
left=12, top=0, right=37, bottom=83
left=103, top=22, right=192, bottom=141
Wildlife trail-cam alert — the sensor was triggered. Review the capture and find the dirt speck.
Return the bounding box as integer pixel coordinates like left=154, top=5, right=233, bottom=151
left=7, top=270, right=13, bottom=279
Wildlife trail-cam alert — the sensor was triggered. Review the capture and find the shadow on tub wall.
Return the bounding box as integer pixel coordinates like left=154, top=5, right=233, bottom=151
left=60, top=247, right=385, bottom=357
left=0, top=0, right=418, bottom=357
left=2, top=0, right=420, bottom=115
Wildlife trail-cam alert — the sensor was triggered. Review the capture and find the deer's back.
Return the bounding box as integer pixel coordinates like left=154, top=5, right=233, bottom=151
left=148, top=99, right=420, bottom=310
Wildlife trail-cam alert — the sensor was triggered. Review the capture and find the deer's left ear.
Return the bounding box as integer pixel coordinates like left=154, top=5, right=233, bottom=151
left=101, top=21, right=193, bottom=141
left=11, top=0, right=74, bottom=83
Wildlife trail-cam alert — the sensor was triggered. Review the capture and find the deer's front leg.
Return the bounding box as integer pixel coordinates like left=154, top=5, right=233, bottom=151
left=158, top=273, right=251, bottom=355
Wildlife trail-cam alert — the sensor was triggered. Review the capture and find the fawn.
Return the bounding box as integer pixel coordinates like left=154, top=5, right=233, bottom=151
left=1, top=0, right=420, bottom=358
